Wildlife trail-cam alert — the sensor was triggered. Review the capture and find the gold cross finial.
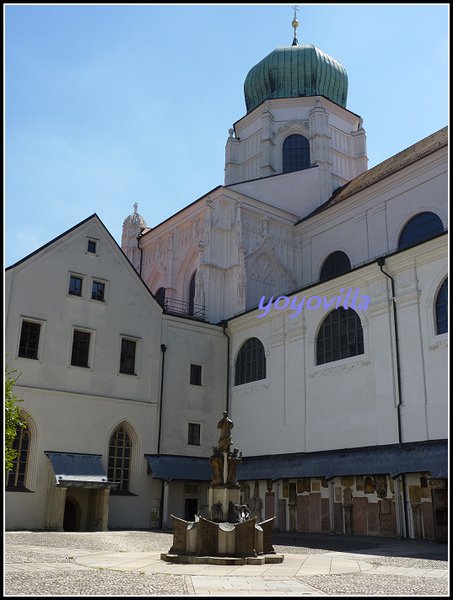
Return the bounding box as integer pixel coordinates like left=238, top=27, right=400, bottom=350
left=292, top=5, right=299, bottom=46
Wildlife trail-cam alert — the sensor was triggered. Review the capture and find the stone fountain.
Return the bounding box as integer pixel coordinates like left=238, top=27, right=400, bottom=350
left=161, top=412, right=283, bottom=565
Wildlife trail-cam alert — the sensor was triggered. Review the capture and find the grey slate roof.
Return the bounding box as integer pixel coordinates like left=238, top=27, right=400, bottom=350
left=45, top=452, right=117, bottom=488
left=145, top=440, right=447, bottom=482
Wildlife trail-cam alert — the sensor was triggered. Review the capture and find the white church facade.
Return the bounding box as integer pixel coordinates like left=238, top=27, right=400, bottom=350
left=5, top=22, right=448, bottom=541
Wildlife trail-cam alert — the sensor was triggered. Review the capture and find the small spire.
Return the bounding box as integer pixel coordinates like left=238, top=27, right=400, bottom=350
left=133, top=202, right=138, bottom=214
left=291, top=5, right=299, bottom=46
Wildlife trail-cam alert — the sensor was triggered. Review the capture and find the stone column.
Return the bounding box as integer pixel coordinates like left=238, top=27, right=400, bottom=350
left=395, top=477, right=406, bottom=538
left=91, top=487, right=111, bottom=531
left=274, top=482, right=280, bottom=530
left=288, top=483, right=297, bottom=532
left=44, top=483, right=67, bottom=531
left=162, top=481, right=170, bottom=530
left=343, top=487, right=353, bottom=536
left=328, top=481, right=335, bottom=534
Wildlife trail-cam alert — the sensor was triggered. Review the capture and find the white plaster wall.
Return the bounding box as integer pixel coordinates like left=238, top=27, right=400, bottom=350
left=296, top=148, right=447, bottom=288
left=5, top=217, right=163, bottom=530
left=158, top=316, right=227, bottom=457
left=5, top=218, right=162, bottom=403
left=228, top=240, right=448, bottom=457
left=229, top=167, right=321, bottom=217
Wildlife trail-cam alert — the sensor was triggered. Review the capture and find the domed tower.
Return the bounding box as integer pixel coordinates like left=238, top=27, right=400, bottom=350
left=121, top=203, right=147, bottom=271
left=225, top=11, right=367, bottom=213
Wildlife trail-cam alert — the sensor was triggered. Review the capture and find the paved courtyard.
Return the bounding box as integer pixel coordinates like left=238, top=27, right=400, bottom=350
left=5, top=530, right=449, bottom=596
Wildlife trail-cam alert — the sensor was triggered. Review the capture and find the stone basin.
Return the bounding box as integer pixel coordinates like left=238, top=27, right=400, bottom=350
left=160, top=514, right=283, bottom=563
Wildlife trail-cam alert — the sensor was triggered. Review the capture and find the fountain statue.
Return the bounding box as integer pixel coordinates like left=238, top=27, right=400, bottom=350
left=161, top=412, right=283, bottom=565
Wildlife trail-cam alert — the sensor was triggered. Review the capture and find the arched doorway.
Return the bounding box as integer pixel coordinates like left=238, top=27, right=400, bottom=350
left=63, top=498, right=79, bottom=532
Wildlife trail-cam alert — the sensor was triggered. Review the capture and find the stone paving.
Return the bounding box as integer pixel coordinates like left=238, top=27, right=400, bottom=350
left=4, top=531, right=449, bottom=596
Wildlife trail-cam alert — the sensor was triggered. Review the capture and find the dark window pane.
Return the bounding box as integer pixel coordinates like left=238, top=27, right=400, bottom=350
left=87, top=240, right=97, bottom=253
left=398, top=212, right=444, bottom=250
left=18, top=321, right=41, bottom=359
left=155, top=287, right=166, bottom=308
left=283, top=134, right=310, bottom=173
left=120, top=339, right=136, bottom=374
left=316, top=308, right=364, bottom=365
left=190, top=364, right=202, bottom=385
left=71, top=330, right=90, bottom=367
left=188, top=272, right=196, bottom=316
left=69, top=276, right=83, bottom=296
left=320, top=252, right=351, bottom=282
left=234, top=337, right=266, bottom=385
left=108, top=426, right=131, bottom=493
left=188, top=423, right=201, bottom=446
left=435, top=279, right=448, bottom=335
left=92, top=281, right=105, bottom=302
left=6, top=425, right=30, bottom=489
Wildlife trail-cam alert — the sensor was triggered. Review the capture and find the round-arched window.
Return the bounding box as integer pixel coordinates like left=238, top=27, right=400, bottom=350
left=435, top=278, right=448, bottom=335
left=320, top=251, right=351, bottom=282
left=234, top=337, right=266, bottom=385
left=316, top=308, right=364, bottom=365
left=283, top=134, right=310, bottom=173
left=398, top=212, right=444, bottom=250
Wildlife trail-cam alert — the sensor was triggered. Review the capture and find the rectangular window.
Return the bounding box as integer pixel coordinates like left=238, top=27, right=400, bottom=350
left=69, top=275, right=83, bottom=296
left=18, top=321, right=41, bottom=359
left=92, top=281, right=105, bottom=302
left=87, top=240, right=97, bottom=253
left=190, top=364, right=202, bottom=386
left=71, top=330, right=91, bottom=367
left=188, top=423, right=201, bottom=446
left=120, top=339, right=136, bottom=375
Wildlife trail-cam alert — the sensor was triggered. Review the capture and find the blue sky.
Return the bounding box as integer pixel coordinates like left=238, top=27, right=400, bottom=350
left=5, top=4, right=449, bottom=267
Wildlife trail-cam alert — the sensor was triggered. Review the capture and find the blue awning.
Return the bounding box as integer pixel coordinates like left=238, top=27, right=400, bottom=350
left=145, top=440, right=447, bottom=482
left=45, top=452, right=118, bottom=488
left=145, top=454, right=211, bottom=481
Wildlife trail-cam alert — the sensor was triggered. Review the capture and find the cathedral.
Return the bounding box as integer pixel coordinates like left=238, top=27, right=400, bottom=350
left=5, top=15, right=448, bottom=541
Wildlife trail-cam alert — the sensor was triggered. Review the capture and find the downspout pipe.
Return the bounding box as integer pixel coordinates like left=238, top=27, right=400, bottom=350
left=157, top=344, right=167, bottom=456
left=377, top=257, right=409, bottom=538
left=157, top=343, right=167, bottom=529
left=221, top=321, right=230, bottom=414
left=377, top=257, right=403, bottom=445
left=137, top=232, right=143, bottom=277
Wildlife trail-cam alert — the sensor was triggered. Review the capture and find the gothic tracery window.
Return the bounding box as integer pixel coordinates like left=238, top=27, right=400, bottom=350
left=188, top=271, right=196, bottom=316
left=155, top=287, right=166, bottom=308
left=108, top=425, right=131, bottom=493
left=6, top=422, right=30, bottom=490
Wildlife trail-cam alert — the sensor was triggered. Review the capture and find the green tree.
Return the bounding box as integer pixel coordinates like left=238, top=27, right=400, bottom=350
left=5, top=365, right=27, bottom=474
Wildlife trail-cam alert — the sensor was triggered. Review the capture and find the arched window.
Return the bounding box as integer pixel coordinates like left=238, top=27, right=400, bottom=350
left=283, top=134, right=310, bottom=173
left=6, top=423, right=30, bottom=489
left=188, top=271, right=196, bottom=316
left=235, top=337, right=266, bottom=385
left=316, top=308, right=364, bottom=365
left=320, top=251, right=351, bottom=282
left=108, top=425, right=131, bottom=493
left=398, top=212, right=444, bottom=250
left=155, top=287, right=166, bottom=308
left=435, top=278, right=448, bottom=335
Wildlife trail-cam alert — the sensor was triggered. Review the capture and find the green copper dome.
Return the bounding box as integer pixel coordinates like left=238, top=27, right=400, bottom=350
left=244, top=44, right=348, bottom=113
